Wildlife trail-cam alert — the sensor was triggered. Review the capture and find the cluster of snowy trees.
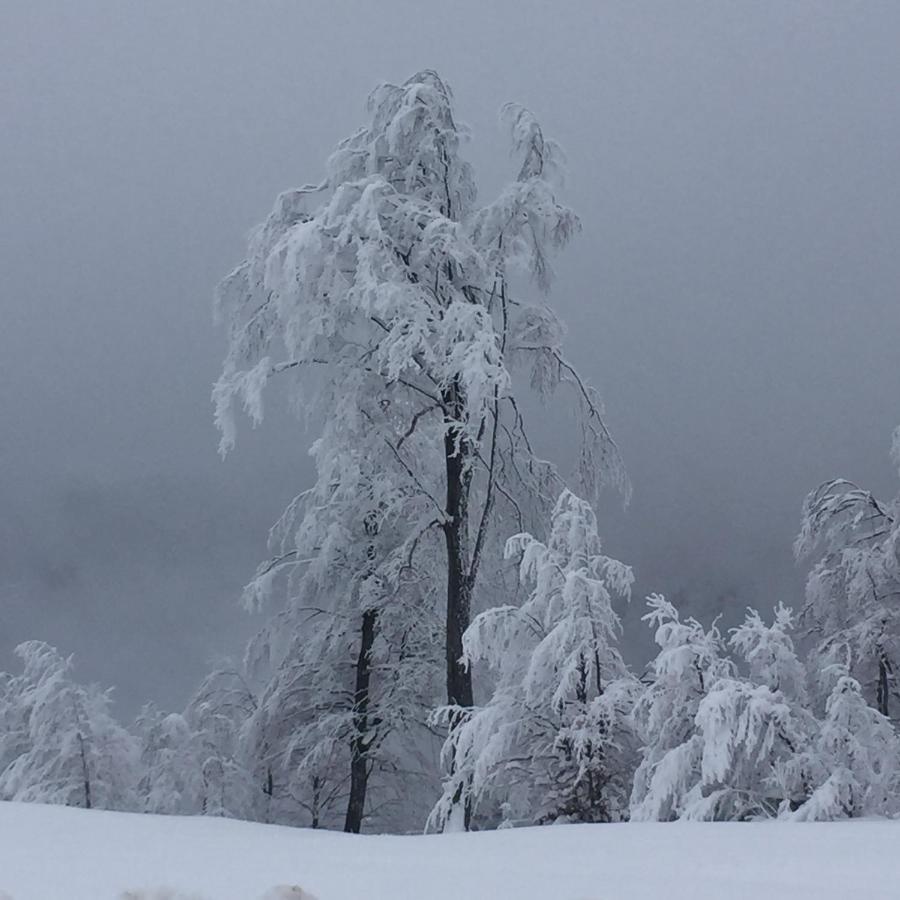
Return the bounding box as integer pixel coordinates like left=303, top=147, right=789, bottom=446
left=3, top=73, right=898, bottom=832
left=2, top=461, right=898, bottom=827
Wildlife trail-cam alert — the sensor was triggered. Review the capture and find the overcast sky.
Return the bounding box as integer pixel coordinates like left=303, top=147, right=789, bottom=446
left=2, top=1, right=898, bottom=713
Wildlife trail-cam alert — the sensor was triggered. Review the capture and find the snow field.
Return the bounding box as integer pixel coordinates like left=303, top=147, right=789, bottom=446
left=1, top=802, right=898, bottom=900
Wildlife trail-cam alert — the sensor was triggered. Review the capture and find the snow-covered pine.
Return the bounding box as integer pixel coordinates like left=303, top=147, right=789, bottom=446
left=792, top=671, right=900, bottom=820
left=795, top=428, right=900, bottom=717
left=629, top=595, right=732, bottom=821
left=430, top=490, right=637, bottom=830
left=0, top=642, right=139, bottom=811
left=213, top=70, right=628, bottom=831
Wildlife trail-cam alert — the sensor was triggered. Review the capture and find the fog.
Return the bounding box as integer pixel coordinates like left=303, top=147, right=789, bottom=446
left=2, top=1, right=898, bottom=713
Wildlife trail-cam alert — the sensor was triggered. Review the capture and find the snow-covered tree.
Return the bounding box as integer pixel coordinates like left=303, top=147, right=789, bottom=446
left=134, top=705, right=207, bottom=816
left=430, top=491, right=637, bottom=829
left=185, top=667, right=260, bottom=820
left=673, top=606, right=815, bottom=820
left=238, top=595, right=441, bottom=832
left=631, top=601, right=822, bottom=821
left=629, top=596, right=733, bottom=820
left=0, top=642, right=138, bottom=810
left=213, top=70, right=628, bottom=830
left=685, top=680, right=814, bottom=820
left=795, top=428, right=900, bottom=717
left=0, top=670, right=29, bottom=781
left=792, top=671, right=899, bottom=820
left=729, top=603, right=808, bottom=701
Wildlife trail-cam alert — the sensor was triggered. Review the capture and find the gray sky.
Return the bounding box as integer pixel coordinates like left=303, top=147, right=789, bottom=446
left=2, top=1, right=898, bottom=713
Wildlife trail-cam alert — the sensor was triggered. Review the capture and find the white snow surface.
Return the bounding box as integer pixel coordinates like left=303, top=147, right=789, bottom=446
left=0, top=801, right=898, bottom=900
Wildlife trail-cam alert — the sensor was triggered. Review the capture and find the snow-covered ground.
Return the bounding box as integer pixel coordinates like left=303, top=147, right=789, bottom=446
left=0, top=802, right=898, bottom=900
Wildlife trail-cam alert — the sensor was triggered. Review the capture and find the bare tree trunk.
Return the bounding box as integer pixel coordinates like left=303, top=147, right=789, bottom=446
left=344, top=607, right=377, bottom=833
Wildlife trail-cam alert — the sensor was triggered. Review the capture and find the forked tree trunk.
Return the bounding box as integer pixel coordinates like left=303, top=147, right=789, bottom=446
left=344, top=607, right=377, bottom=833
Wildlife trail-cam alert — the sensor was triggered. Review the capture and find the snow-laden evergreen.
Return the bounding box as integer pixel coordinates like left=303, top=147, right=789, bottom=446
left=430, top=490, right=637, bottom=829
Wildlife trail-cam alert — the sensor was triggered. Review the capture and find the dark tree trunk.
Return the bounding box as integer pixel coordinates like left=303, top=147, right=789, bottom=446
left=344, top=607, right=377, bottom=834
left=441, top=379, right=476, bottom=830
left=877, top=652, right=890, bottom=718
left=77, top=731, right=92, bottom=810
left=263, top=765, right=274, bottom=823
left=442, top=380, right=475, bottom=711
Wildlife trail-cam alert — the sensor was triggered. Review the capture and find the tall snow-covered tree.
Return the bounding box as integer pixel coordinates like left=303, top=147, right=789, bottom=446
left=213, top=70, right=627, bottom=829
left=795, top=427, right=900, bottom=717
left=430, top=490, right=637, bottom=829
left=0, top=642, right=138, bottom=810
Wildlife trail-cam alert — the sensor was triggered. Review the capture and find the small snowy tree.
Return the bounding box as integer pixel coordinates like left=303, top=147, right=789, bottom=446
left=185, top=667, right=260, bottom=820
left=213, top=71, right=628, bottom=829
left=629, top=596, right=732, bottom=820
left=680, top=606, right=814, bottom=820
left=430, top=491, right=637, bottom=829
left=792, top=671, right=899, bottom=820
left=795, top=427, right=900, bottom=717
left=685, top=679, right=814, bottom=820
left=632, top=603, right=821, bottom=821
left=0, top=642, right=139, bottom=810
left=134, top=705, right=207, bottom=815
